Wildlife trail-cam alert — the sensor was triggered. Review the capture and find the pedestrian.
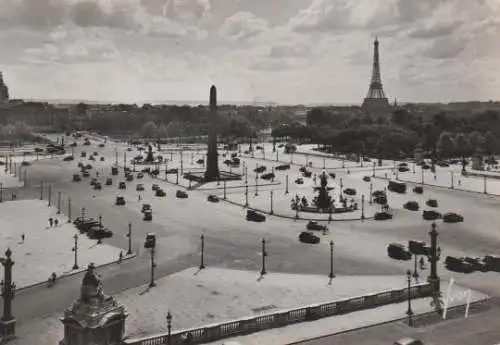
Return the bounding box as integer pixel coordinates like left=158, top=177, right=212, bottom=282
left=49, top=217, right=53, bottom=227
left=21, top=233, right=25, bottom=243
left=118, top=251, right=123, bottom=263
left=458, top=179, right=461, bottom=186
left=54, top=219, right=59, bottom=227
left=419, top=257, right=425, bottom=270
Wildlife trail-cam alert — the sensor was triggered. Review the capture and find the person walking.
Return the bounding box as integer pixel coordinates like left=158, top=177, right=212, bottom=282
left=49, top=217, right=53, bottom=227
left=21, top=233, right=25, bottom=243
left=54, top=218, right=59, bottom=227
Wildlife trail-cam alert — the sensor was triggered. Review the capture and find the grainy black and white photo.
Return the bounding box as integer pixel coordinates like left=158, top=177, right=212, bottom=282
left=0, top=1, right=499, bottom=345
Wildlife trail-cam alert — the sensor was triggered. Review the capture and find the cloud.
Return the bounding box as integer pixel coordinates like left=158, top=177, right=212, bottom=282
left=269, top=44, right=310, bottom=58
left=423, top=36, right=465, bottom=59
left=409, top=21, right=462, bottom=39
left=219, top=12, right=269, bottom=40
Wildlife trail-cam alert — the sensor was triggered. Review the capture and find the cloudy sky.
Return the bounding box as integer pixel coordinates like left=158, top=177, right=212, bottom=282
left=0, top=0, right=499, bottom=105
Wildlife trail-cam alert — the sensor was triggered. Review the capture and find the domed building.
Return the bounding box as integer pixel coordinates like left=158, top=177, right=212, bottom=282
left=0, top=72, right=9, bottom=102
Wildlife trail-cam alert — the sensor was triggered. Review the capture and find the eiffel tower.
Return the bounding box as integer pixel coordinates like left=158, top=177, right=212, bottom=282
left=362, top=37, right=389, bottom=111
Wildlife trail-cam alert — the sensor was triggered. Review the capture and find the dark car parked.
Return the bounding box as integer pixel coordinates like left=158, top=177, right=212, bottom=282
left=246, top=210, right=265, bottom=222
left=299, top=231, right=320, bottom=244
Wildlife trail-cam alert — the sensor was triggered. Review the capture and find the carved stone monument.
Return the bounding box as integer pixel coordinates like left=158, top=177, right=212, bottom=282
left=205, top=85, right=220, bottom=182
left=59, top=263, right=127, bottom=345
left=413, top=142, right=424, bottom=163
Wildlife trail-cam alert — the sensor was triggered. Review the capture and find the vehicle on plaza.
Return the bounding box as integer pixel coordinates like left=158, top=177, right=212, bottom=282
left=85, top=164, right=93, bottom=170
left=93, top=151, right=98, bottom=156
left=126, top=174, right=134, bottom=182
left=81, top=151, right=87, bottom=157
left=106, top=177, right=113, bottom=185
left=74, top=218, right=99, bottom=233
left=70, top=142, right=77, bottom=147
left=422, top=210, right=441, bottom=220
left=90, top=178, right=97, bottom=185
left=483, top=255, right=500, bottom=271
left=261, top=173, right=275, bottom=180
left=254, top=166, right=267, bottom=173
left=166, top=168, right=178, bottom=174
left=403, top=201, right=419, bottom=211
left=462, top=257, right=488, bottom=272
left=143, top=210, right=153, bottom=221
left=387, top=243, right=412, bottom=261
left=119, top=182, right=126, bottom=189
left=115, top=196, right=126, bottom=205
left=413, top=186, right=423, bottom=194
left=445, top=256, right=474, bottom=273
left=127, top=147, right=133, bottom=151
left=442, top=212, right=463, bottom=223
left=275, top=164, right=290, bottom=171
left=152, top=184, right=160, bottom=191
left=343, top=188, right=356, bottom=196
left=100, top=157, right=105, bottom=161
left=246, top=210, right=266, bottom=222
left=137, top=173, right=144, bottom=179
left=94, top=182, right=102, bottom=190
left=299, top=231, right=320, bottom=244
left=306, top=221, right=328, bottom=231
left=72, top=174, right=81, bottom=182
left=87, top=227, right=113, bottom=239
left=363, top=176, right=371, bottom=182
left=426, top=199, right=438, bottom=208
left=63, top=156, right=74, bottom=161
left=329, top=172, right=336, bottom=179
left=388, top=181, right=407, bottom=194
left=111, top=167, right=118, bottom=175
left=89, top=155, right=95, bottom=161
left=141, top=204, right=151, bottom=213
left=82, top=170, right=90, bottom=178
left=136, top=184, right=145, bottom=191
left=99, top=143, right=105, bottom=148
left=374, top=211, right=393, bottom=220
left=155, top=189, right=166, bottom=197
left=394, top=337, right=423, bottom=345
left=302, top=170, right=312, bottom=178
left=295, top=178, right=304, bottom=184
left=176, top=190, right=188, bottom=198
left=208, top=194, right=219, bottom=203
left=408, top=241, right=429, bottom=255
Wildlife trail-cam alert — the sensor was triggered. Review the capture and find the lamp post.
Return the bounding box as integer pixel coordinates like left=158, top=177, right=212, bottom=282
left=176, top=170, right=179, bottom=185
left=276, top=149, right=279, bottom=162
left=123, top=150, right=127, bottom=171
left=48, top=185, right=52, bottom=207
left=295, top=199, right=299, bottom=220
left=57, top=191, right=61, bottom=214
left=329, top=241, right=335, bottom=279
left=285, top=174, right=289, bottom=194
left=149, top=246, right=156, bottom=287
left=323, top=158, right=326, bottom=170
left=406, top=269, right=414, bottom=326
left=328, top=206, right=333, bottom=223
left=245, top=183, right=249, bottom=207
left=261, top=238, right=267, bottom=276
left=369, top=183, right=373, bottom=204
left=412, top=253, right=419, bottom=279
left=428, top=222, right=441, bottom=292
left=372, top=162, right=376, bottom=177
left=450, top=171, right=454, bottom=189
left=255, top=173, right=259, bottom=196
left=67, top=197, right=72, bottom=222
left=127, top=222, right=132, bottom=255
left=0, top=182, right=2, bottom=203
left=421, top=168, right=424, bottom=185
left=223, top=180, right=227, bottom=200
left=484, top=175, right=487, bottom=194
left=180, top=150, right=184, bottom=175
left=81, top=207, right=86, bottom=219
left=0, top=248, right=16, bottom=339
left=270, top=191, right=274, bottom=215
left=305, top=154, right=309, bottom=167
left=166, top=311, right=172, bottom=345
left=361, top=195, right=365, bottom=220
left=23, top=169, right=27, bottom=188
left=413, top=162, right=416, bottom=174
left=339, top=178, right=343, bottom=202
left=40, top=180, right=43, bottom=200
left=72, top=234, right=79, bottom=269
left=199, top=234, right=205, bottom=270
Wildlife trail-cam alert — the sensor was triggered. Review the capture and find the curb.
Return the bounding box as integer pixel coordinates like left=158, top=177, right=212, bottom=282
left=374, top=175, right=500, bottom=198
left=285, top=297, right=490, bottom=345
left=17, top=252, right=137, bottom=293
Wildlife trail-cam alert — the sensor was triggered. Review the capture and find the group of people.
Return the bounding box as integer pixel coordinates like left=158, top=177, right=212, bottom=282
left=48, top=217, right=59, bottom=227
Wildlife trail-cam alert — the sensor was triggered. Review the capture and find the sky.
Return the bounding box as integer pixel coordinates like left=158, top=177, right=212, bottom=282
left=0, top=0, right=499, bottom=105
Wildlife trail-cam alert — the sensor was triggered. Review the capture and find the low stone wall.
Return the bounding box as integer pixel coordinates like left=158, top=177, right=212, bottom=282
left=123, top=283, right=434, bottom=345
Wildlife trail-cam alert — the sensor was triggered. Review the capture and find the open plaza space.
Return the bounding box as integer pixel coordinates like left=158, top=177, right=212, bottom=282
left=1, top=132, right=500, bottom=344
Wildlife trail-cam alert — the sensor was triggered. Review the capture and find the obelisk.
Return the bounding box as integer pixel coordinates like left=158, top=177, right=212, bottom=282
left=204, top=85, right=220, bottom=181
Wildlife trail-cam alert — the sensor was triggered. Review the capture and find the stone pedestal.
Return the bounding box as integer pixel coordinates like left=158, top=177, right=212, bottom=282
left=0, top=318, right=16, bottom=340
left=59, top=264, right=127, bottom=345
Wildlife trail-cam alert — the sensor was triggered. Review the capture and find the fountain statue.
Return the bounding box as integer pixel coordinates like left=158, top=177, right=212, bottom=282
left=312, top=171, right=334, bottom=211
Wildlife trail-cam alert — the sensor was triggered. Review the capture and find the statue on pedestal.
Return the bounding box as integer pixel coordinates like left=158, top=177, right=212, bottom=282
left=312, top=171, right=334, bottom=212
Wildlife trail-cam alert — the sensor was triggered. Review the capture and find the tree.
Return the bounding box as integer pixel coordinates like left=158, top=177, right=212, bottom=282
left=468, top=131, right=481, bottom=153
left=484, top=131, right=498, bottom=155
left=165, top=121, right=184, bottom=138
left=141, top=121, right=158, bottom=138
left=454, top=133, right=470, bottom=157
left=436, top=132, right=456, bottom=158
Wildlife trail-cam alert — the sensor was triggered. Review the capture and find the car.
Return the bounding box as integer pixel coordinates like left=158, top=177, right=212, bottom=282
left=94, top=182, right=102, bottom=190
left=246, top=210, right=265, bottom=222
left=426, top=199, right=438, bottom=208
left=413, top=186, right=423, bottom=194
left=141, top=204, right=152, bottom=213
left=111, top=167, right=118, bottom=175
left=85, top=164, right=92, bottom=170
left=136, top=184, right=145, bottom=191
left=82, top=170, right=90, bottom=178
left=329, top=172, right=336, bottom=179
left=72, top=174, right=81, bottom=182
left=155, top=189, right=166, bottom=197
left=302, top=170, right=312, bottom=178
left=445, top=256, right=474, bottom=273
left=89, top=155, right=95, bottom=161
left=374, top=212, right=393, bottom=220
left=483, top=255, right=500, bottom=272
left=176, top=190, right=188, bottom=198
left=442, top=212, right=464, bottom=223
left=362, top=176, right=371, bottom=182
left=87, top=227, right=113, bottom=240
left=403, top=201, right=419, bottom=211
left=422, top=164, right=430, bottom=170
left=81, top=151, right=87, bottom=157
left=295, top=178, right=304, bottom=184
left=115, top=196, right=126, bottom=206
left=462, top=257, right=488, bottom=272
left=299, top=231, right=320, bottom=244
left=398, top=162, right=408, bottom=168
left=119, top=182, right=126, bottom=189
left=90, top=178, right=97, bottom=186
left=106, top=177, right=112, bottom=185
left=275, top=164, right=290, bottom=171
left=394, top=337, right=423, bottom=345
left=388, top=181, right=407, bottom=193
left=83, top=140, right=91, bottom=146
left=143, top=210, right=153, bottom=221
left=152, top=184, right=160, bottom=191
left=137, top=173, right=144, bottom=179
left=306, top=221, right=328, bottom=231
left=126, top=174, right=134, bottom=182
left=196, top=159, right=204, bottom=165
left=166, top=168, right=178, bottom=174
left=74, top=219, right=99, bottom=233
left=70, top=142, right=77, bottom=147
left=208, top=194, right=219, bottom=202
left=63, top=156, right=74, bottom=161
left=127, top=147, right=133, bottom=151
left=408, top=241, right=429, bottom=255
left=254, top=166, right=267, bottom=173
left=374, top=195, right=387, bottom=205
left=343, top=188, right=356, bottom=196
left=422, top=210, right=441, bottom=220
left=77, top=162, right=84, bottom=168
left=261, top=173, right=275, bottom=180
left=100, top=157, right=105, bottom=162
left=387, top=243, right=412, bottom=261
left=99, top=143, right=105, bottom=148
left=398, top=167, right=410, bottom=172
